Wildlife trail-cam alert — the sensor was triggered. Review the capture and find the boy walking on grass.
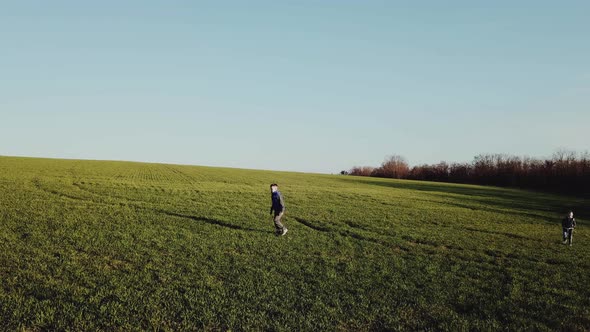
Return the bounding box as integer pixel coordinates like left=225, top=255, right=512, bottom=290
left=562, top=211, right=576, bottom=246
left=270, top=184, right=288, bottom=236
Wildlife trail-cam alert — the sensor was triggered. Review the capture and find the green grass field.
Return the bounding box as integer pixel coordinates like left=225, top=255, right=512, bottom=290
left=1, top=156, right=589, bottom=331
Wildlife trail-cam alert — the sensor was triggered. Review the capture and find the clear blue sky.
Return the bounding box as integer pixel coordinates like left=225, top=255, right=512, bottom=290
left=1, top=1, right=589, bottom=173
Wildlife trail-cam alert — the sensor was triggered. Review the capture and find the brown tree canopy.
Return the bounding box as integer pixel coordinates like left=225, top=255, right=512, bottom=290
left=347, top=151, right=590, bottom=195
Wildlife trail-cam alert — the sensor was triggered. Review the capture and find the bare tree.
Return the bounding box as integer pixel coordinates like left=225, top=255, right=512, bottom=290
left=349, top=166, right=375, bottom=177
left=373, top=155, right=409, bottom=179
left=344, top=149, right=590, bottom=194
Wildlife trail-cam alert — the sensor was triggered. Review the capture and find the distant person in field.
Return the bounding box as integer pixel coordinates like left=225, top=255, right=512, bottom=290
left=270, top=184, right=288, bottom=236
left=562, top=211, right=576, bottom=246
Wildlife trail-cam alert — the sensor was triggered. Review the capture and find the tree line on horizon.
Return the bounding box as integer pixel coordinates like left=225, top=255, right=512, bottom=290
left=343, top=149, right=590, bottom=194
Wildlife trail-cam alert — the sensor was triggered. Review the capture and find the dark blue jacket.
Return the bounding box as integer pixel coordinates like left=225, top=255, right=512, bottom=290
left=270, top=191, right=285, bottom=214
left=562, top=217, right=576, bottom=229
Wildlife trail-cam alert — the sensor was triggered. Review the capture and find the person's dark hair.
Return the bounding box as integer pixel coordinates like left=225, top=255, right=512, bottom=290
left=270, top=183, right=278, bottom=188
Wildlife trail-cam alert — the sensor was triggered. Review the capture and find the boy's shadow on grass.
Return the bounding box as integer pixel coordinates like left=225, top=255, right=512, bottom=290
left=156, top=210, right=267, bottom=234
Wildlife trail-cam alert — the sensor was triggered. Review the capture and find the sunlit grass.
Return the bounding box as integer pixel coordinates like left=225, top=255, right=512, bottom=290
left=0, top=156, right=588, bottom=331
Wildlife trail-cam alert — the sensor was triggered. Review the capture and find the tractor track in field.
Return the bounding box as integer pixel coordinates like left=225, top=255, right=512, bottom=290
left=463, top=226, right=541, bottom=242
left=377, top=195, right=555, bottom=223
left=293, top=217, right=409, bottom=252
left=32, top=178, right=107, bottom=205
left=292, top=215, right=580, bottom=269
left=32, top=179, right=265, bottom=234
left=162, top=164, right=198, bottom=185
left=72, top=182, right=265, bottom=233
left=31, top=179, right=586, bottom=269
left=72, top=182, right=152, bottom=207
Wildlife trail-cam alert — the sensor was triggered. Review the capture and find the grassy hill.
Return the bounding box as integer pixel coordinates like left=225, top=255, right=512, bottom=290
left=0, top=156, right=588, bottom=331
